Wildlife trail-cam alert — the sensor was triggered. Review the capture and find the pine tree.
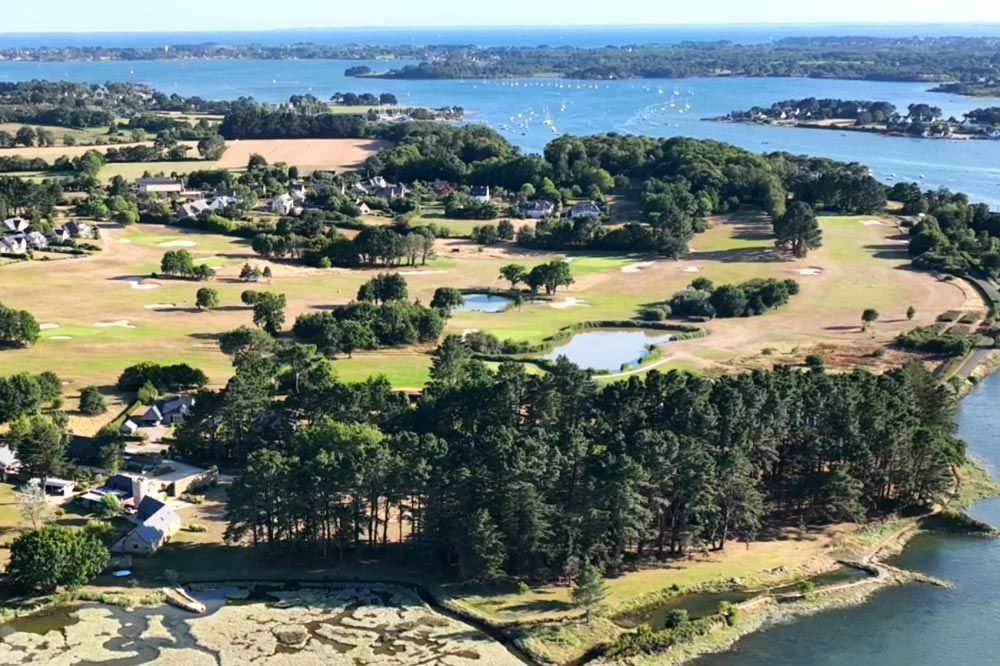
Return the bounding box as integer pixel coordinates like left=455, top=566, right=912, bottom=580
left=572, top=563, right=609, bottom=621
left=459, top=509, right=507, bottom=582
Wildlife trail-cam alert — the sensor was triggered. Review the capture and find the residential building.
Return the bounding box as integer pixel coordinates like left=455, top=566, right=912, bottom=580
left=376, top=184, right=410, bottom=199
left=177, top=196, right=239, bottom=220
left=112, top=494, right=181, bottom=556
left=271, top=193, right=295, bottom=215
left=521, top=200, right=556, bottom=219
left=79, top=473, right=150, bottom=510
left=470, top=185, right=491, bottom=203
left=136, top=395, right=196, bottom=428
left=135, top=177, right=184, bottom=194
left=25, top=231, right=48, bottom=250
left=64, top=220, right=93, bottom=238
left=2, top=217, right=29, bottom=233
left=568, top=201, right=602, bottom=219
left=47, top=227, right=71, bottom=243
left=36, top=478, right=76, bottom=496
left=0, top=236, right=27, bottom=255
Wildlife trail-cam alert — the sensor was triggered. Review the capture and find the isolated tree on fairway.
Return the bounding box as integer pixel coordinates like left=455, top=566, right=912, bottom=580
left=430, top=287, right=465, bottom=312
left=251, top=292, right=287, bottom=336
left=527, top=260, right=574, bottom=296
left=907, top=305, right=916, bottom=321
left=196, top=287, right=220, bottom=311
left=458, top=508, right=507, bottom=582
left=862, top=308, right=880, bottom=331
left=5, top=525, right=110, bottom=594
left=78, top=385, right=107, bottom=416
left=219, top=325, right=277, bottom=359
left=572, top=563, right=609, bottom=621
left=357, top=273, right=408, bottom=305
left=499, top=264, right=528, bottom=290
left=774, top=201, right=823, bottom=258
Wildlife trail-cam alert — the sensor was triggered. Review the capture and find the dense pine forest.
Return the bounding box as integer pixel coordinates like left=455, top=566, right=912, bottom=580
left=170, top=331, right=963, bottom=581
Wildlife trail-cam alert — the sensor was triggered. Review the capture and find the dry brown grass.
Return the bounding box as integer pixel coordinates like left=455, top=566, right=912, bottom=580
left=204, top=138, right=389, bottom=174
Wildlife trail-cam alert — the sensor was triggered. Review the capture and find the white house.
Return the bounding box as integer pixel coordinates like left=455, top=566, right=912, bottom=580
left=271, top=193, right=295, bottom=215
left=471, top=185, right=491, bottom=203
left=25, top=231, right=48, bottom=250
left=0, top=236, right=28, bottom=255
left=2, top=217, right=29, bottom=233
left=64, top=220, right=93, bottom=238
left=568, top=201, right=602, bottom=219
left=521, top=200, right=555, bottom=219
left=177, top=196, right=239, bottom=220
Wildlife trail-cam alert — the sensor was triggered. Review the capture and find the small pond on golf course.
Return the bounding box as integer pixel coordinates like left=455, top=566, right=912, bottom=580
left=454, top=293, right=514, bottom=313
left=542, top=329, right=673, bottom=372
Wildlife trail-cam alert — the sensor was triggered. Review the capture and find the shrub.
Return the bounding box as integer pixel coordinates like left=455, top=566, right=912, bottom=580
left=185, top=523, right=208, bottom=533
left=640, top=306, right=671, bottom=322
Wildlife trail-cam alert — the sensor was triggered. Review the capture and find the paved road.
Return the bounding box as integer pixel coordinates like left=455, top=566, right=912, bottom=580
left=955, top=337, right=995, bottom=380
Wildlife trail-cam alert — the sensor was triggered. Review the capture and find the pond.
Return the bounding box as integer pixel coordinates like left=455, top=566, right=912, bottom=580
left=0, top=585, right=525, bottom=666
left=616, top=566, right=872, bottom=630
left=542, top=329, right=673, bottom=372
left=454, top=293, right=514, bottom=313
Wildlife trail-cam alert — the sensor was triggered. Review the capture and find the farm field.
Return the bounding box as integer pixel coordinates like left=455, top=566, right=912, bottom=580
left=0, top=123, right=108, bottom=147
left=0, top=137, right=388, bottom=180
left=0, top=214, right=979, bottom=426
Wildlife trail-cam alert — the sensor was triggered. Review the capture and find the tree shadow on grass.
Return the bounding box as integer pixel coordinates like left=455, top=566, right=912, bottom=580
left=495, top=598, right=574, bottom=614
left=864, top=243, right=912, bottom=260
left=687, top=247, right=787, bottom=264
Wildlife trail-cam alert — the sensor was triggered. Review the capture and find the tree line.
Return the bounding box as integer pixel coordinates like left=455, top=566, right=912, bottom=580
left=165, top=322, right=965, bottom=582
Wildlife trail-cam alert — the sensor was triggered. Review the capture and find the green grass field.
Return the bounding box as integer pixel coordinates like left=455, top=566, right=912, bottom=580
left=0, top=214, right=976, bottom=410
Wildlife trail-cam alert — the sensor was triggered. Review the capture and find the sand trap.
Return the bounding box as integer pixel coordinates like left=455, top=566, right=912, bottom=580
left=621, top=261, right=656, bottom=273
left=158, top=240, right=197, bottom=247
left=94, top=320, right=137, bottom=328
left=118, top=277, right=161, bottom=290
left=39, top=323, right=60, bottom=330
left=793, top=268, right=824, bottom=276
left=119, top=239, right=132, bottom=244
left=564, top=257, right=576, bottom=263
left=461, top=328, right=480, bottom=338
left=144, top=303, right=176, bottom=310
left=49, top=336, right=73, bottom=340
left=860, top=219, right=886, bottom=226
left=398, top=270, right=449, bottom=276
left=549, top=297, right=589, bottom=310
left=682, top=266, right=703, bottom=273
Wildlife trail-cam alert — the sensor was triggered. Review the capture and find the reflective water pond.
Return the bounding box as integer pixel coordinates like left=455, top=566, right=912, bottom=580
left=454, top=293, right=514, bottom=313
left=542, top=329, right=673, bottom=372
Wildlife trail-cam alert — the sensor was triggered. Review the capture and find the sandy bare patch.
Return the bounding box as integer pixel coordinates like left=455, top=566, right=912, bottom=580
left=550, top=297, right=589, bottom=310
left=94, top=320, right=136, bottom=328
left=461, top=329, right=480, bottom=338
left=860, top=219, right=887, bottom=226
left=621, top=261, right=656, bottom=273
left=39, top=323, right=60, bottom=330
left=682, top=265, right=704, bottom=273
left=398, top=270, right=449, bottom=276
left=144, top=303, right=176, bottom=310
left=158, top=240, right=197, bottom=248
left=792, top=268, right=824, bottom=276
left=118, top=277, right=161, bottom=290
left=49, top=336, right=73, bottom=340
left=119, top=239, right=132, bottom=244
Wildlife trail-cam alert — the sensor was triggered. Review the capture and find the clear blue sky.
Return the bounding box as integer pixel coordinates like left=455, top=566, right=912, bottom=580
left=6, top=0, right=1000, bottom=32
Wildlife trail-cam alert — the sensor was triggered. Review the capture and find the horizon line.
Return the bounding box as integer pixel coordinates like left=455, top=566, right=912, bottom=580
left=1, top=21, right=1000, bottom=36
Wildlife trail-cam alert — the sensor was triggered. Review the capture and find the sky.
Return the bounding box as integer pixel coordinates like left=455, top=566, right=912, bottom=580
left=6, top=0, right=1000, bottom=33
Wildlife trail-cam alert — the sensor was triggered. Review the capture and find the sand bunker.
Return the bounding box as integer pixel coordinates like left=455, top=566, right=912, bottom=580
left=118, top=277, right=161, bottom=290
left=158, top=240, right=197, bottom=247
left=49, top=336, right=73, bottom=340
left=144, top=303, right=176, bottom=310
left=622, top=261, right=656, bottom=273
left=94, top=320, right=137, bottom=328
left=793, top=268, right=824, bottom=276
left=119, top=239, right=132, bottom=244
left=461, top=329, right=481, bottom=338
left=860, top=219, right=886, bottom=226
left=682, top=266, right=703, bottom=273
left=39, top=323, right=60, bottom=330
left=550, top=297, right=589, bottom=310
left=398, top=270, right=449, bottom=276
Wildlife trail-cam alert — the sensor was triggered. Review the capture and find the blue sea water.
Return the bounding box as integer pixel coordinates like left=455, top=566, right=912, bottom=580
left=1, top=58, right=999, bottom=206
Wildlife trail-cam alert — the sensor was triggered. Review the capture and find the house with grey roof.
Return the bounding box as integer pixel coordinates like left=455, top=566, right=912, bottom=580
left=135, top=177, right=184, bottom=194
left=112, top=495, right=181, bottom=556
left=521, top=200, right=556, bottom=219
left=64, top=220, right=93, bottom=238
left=470, top=185, right=491, bottom=203
left=2, top=217, right=29, bottom=233
left=136, top=395, right=196, bottom=428
left=568, top=201, right=602, bottom=219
